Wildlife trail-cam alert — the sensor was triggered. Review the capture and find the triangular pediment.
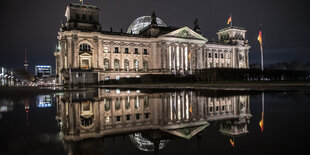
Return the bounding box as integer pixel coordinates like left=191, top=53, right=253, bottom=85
left=79, top=52, right=92, bottom=56
left=162, top=27, right=208, bottom=41
left=162, top=124, right=209, bottom=139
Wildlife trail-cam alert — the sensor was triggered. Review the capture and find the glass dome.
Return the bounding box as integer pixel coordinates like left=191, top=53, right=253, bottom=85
left=127, top=16, right=167, bottom=34
left=129, top=133, right=169, bottom=152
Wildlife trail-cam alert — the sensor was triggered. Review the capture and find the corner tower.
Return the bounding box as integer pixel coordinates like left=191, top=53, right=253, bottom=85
left=61, top=3, right=101, bottom=31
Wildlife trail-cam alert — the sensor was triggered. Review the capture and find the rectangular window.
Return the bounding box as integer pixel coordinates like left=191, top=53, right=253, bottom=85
left=227, top=53, right=230, bottom=59
left=115, top=47, right=119, bottom=53
left=215, top=53, right=218, bottom=58
left=143, top=49, right=148, bottom=54
left=125, top=48, right=129, bottom=54
left=116, top=76, right=120, bottom=80
left=104, top=47, right=109, bottom=53
left=136, top=114, right=140, bottom=120
left=221, top=53, right=224, bottom=58
left=126, top=115, right=130, bottom=120
left=209, top=107, right=213, bottom=112
left=145, top=113, right=149, bottom=119
left=208, top=52, right=212, bottom=58
left=116, top=116, right=120, bottom=122
left=134, top=48, right=138, bottom=54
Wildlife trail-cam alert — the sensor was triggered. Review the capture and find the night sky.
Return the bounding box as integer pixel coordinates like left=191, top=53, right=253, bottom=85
left=1, top=0, right=310, bottom=72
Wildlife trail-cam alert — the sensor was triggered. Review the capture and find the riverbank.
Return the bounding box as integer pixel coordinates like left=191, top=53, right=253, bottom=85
left=1, top=81, right=309, bottom=92
left=98, top=81, right=310, bottom=91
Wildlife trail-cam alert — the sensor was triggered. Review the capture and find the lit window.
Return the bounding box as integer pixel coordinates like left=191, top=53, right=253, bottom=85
left=104, top=47, right=109, bottom=53
left=134, top=60, right=139, bottom=71
left=81, top=59, right=89, bottom=69
left=105, top=76, right=110, bottom=80
left=124, top=59, right=130, bottom=71
left=116, top=76, right=120, bottom=80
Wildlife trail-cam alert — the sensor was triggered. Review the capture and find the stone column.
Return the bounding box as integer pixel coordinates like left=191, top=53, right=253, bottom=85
left=72, top=35, right=79, bottom=68
left=67, top=37, right=72, bottom=69
left=98, top=39, right=103, bottom=69
left=92, top=37, right=99, bottom=68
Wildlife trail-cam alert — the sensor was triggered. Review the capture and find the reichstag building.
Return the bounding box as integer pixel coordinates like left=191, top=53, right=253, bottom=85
left=54, top=3, right=250, bottom=84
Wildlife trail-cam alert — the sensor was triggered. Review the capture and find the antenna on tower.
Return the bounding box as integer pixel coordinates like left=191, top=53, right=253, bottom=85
left=24, top=48, right=29, bottom=71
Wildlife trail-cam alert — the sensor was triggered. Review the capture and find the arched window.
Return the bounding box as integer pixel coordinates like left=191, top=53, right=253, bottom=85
left=105, top=99, right=111, bottom=111
left=134, top=60, right=139, bottom=71
left=124, top=59, right=130, bottom=71
left=143, top=60, right=148, bottom=71
left=76, top=14, right=80, bottom=20
left=79, top=43, right=91, bottom=52
left=104, top=58, right=110, bottom=70
left=115, top=98, right=121, bottom=110
left=143, top=96, right=149, bottom=108
left=125, top=96, right=130, bottom=110
left=114, top=59, right=120, bottom=71
left=135, top=96, right=140, bottom=109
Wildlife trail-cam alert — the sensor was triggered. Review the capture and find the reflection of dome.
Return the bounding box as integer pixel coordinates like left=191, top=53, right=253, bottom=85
left=129, top=133, right=169, bottom=152
left=127, top=16, right=167, bottom=34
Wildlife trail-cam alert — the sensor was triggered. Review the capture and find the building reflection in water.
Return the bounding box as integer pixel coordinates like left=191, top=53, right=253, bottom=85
left=56, top=89, right=251, bottom=153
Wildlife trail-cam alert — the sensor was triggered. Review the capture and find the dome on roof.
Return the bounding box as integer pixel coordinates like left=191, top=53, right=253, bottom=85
left=127, top=16, right=167, bottom=34
left=129, top=133, right=169, bottom=152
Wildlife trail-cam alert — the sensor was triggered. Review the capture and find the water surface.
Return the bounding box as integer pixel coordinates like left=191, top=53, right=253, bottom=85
left=0, top=88, right=309, bottom=154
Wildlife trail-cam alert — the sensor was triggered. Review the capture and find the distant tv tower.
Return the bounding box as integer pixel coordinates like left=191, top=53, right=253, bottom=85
left=24, top=48, right=28, bottom=71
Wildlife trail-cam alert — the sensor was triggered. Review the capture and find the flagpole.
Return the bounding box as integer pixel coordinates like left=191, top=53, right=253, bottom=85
left=260, top=25, right=264, bottom=72
left=262, top=91, right=264, bottom=132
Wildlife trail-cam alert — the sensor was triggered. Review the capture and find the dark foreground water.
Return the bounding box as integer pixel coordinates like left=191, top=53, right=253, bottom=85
left=0, top=88, right=309, bottom=155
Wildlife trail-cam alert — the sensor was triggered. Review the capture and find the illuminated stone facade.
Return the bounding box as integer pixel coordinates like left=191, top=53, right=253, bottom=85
left=54, top=3, right=250, bottom=84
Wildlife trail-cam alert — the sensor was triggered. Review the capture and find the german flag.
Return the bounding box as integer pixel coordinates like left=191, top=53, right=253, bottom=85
left=259, top=112, right=264, bottom=132
left=227, top=16, right=232, bottom=25
left=258, top=30, right=263, bottom=46
left=230, top=139, right=235, bottom=147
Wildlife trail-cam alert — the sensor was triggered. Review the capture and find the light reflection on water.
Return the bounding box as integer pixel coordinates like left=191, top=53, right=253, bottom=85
left=0, top=89, right=309, bottom=154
